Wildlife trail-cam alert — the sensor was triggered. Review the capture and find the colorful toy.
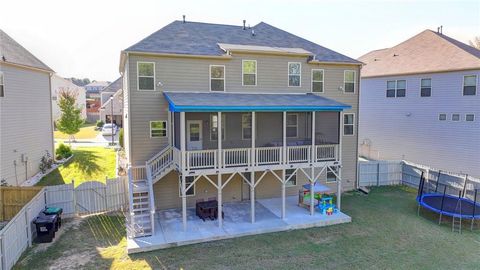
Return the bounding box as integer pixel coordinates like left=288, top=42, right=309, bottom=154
left=318, top=196, right=338, bottom=215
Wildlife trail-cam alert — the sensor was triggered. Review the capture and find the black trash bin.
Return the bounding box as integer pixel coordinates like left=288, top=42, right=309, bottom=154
left=33, top=213, right=57, bottom=243
left=43, top=207, right=63, bottom=231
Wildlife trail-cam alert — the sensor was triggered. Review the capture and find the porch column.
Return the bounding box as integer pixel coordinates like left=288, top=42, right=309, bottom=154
left=180, top=112, right=187, bottom=230
left=217, top=112, right=223, bottom=227
left=338, top=111, right=343, bottom=210
left=310, top=111, right=316, bottom=216
left=250, top=111, right=256, bottom=223
left=282, top=111, right=287, bottom=219
left=171, top=112, right=175, bottom=147
left=337, top=178, right=342, bottom=211
left=168, top=111, right=172, bottom=146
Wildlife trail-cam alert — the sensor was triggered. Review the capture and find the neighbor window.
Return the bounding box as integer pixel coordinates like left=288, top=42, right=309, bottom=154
left=285, top=169, right=297, bottom=186
left=420, top=78, right=431, bottom=97
left=463, top=75, right=477, bottom=95
left=210, top=65, right=225, bottom=91
left=242, top=114, right=252, bottom=140
left=327, top=167, right=338, bottom=183
left=286, top=113, right=298, bottom=138
left=150, top=121, right=167, bottom=138
left=0, top=72, right=4, bottom=97
left=179, top=176, right=195, bottom=196
left=343, top=113, right=355, bottom=135
left=288, top=62, right=301, bottom=87
left=466, top=114, right=475, bottom=122
left=344, top=70, right=355, bottom=93
left=452, top=114, right=460, bottom=121
left=242, top=60, right=257, bottom=86
left=439, top=114, right=447, bottom=121
left=137, top=62, right=155, bottom=91
left=386, top=80, right=406, bottom=97
left=210, top=114, right=226, bottom=141
left=311, top=69, right=324, bottom=92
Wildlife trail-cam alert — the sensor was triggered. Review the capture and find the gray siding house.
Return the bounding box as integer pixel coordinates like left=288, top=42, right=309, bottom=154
left=0, top=30, right=54, bottom=186
left=359, top=30, right=480, bottom=177
left=120, top=20, right=361, bottom=250
left=99, top=77, right=123, bottom=126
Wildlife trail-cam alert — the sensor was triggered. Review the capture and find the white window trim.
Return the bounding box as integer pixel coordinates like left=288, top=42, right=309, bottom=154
left=311, top=69, right=324, bottom=93
left=326, top=167, right=338, bottom=183
left=150, top=120, right=167, bottom=138
left=0, top=71, right=4, bottom=97
left=465, top=114, right=475, bottom=122
left=343, top=70, right=356, bottom=93
left=137, top=62, right=156, bottom=91
left=386, top=79, right=407, bottom=98
left=288, top=62, right=301, bottom=87
left=451, top=113, right=461, bottom=122
left=285, top=169, right=297, bottom=187
left=343, top=113, right=355, bottom=136
left=438, top=113, right=447, bottom=121
left=210, top=114, right=226, bottom=141
left=209, top=65, right=226, bottom=92
left=179, top=176, right=195, bottom=197
left=241, top=114, right=252, bottom=140
left=242, top=60, right=257, bottom=86
left=420, top=78, right=432, bottom=97
left=286, top=113, right=299, bottom=138
left=462, top=75, right=477, bottom=96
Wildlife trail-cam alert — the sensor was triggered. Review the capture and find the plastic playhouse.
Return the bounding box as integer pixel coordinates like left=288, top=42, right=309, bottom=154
left=318, top=196, right=338, bottom=215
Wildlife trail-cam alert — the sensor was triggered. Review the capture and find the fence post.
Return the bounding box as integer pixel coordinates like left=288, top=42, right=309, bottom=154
left=72, top=180, right=76, bottom=216
left=25, top=208, right=32, bottom=247
left=105, top=176, right=109, bottom=211
left=0, top=234, right=5, bottom=270
left=376, top=162, right=380, bottom=186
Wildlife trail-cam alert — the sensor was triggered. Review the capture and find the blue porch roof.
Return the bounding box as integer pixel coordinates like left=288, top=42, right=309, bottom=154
left=163, top=92, right=351, bottom=112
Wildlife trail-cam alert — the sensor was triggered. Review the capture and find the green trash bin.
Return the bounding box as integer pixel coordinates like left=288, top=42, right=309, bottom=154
left=43, top=207, right=63, bottom=231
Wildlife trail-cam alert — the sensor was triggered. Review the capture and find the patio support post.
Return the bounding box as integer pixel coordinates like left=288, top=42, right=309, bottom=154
left=171, top=112, right=175, bottom=148
left=250, top=111, right=256, bottom=223
left=217, top=112, right=223, bottom=228
left=310, top=111, right=316, bottom=216
left=311, top=111, right=316, bottom=163
left=281, top=169, right=286, bottom=219
left=168, top=111, right=172, bottom=146
left=282, top=111, right=287, bottom=219
left=180, top=112, right=187, bottom=230
left=337, top=178, right=342, bottom=211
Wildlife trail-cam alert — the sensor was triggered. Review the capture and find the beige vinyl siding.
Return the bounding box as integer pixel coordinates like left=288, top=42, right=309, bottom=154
left=0, top=63, right=53, bottom=186
left=127, top=53, right=359, bottom=189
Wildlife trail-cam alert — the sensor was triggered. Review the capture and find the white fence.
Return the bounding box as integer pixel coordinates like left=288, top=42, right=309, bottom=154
left=0, top=176, right=128, bottom=270
left=358, top=160, right=403, bottom=186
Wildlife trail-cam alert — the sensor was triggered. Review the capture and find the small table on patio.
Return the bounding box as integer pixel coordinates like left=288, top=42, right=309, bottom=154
left=299, top=183, right=331, bottom=207
left=196, top=200, right=218, bottom=221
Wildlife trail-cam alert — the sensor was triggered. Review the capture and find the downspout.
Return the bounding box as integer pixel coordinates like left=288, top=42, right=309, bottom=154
left=49, top=73, right=55, bottom=161
left=355, top=64, right=363, bottom=189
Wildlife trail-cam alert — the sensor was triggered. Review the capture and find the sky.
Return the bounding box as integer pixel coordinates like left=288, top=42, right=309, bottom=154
left=1, top=0, right=479, bottom=81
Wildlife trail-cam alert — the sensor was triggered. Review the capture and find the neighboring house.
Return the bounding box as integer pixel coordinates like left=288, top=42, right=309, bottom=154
left=0, top=29, right=54, bottom=186
left=99, top=77, right=123, bottom=126
left=51, top=74, right=87, bottom=122
left=120, top=20, right=361, bottom=246
left=85, top=80, right=109, bottom=122
left=359, top=29, right=480, bottom=177
left=84, top=80, right=109, bottom=99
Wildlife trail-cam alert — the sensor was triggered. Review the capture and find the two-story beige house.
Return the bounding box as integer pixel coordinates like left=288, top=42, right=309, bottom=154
left=120, top=20, right=361, bottom=252
left=0, top=29, right=54, bottom=186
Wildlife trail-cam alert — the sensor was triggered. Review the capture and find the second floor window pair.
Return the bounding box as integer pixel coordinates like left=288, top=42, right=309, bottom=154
left=386, top=75, right=478, bottom=98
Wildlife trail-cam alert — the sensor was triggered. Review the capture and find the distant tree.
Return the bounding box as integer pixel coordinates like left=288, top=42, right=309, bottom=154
left=469, top=36, right=480, bottom=50
left=56, top=89, right=84, bottom=143
left=70, top=77, right=91, bottom=86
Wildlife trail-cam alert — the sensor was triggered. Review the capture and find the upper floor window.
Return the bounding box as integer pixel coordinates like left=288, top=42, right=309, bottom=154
left=466, top=114, right=475, bottom=122
left=285, top=169, right=297, bottom=186
left=288, top=62, right=301, bottom=87
left=150, top=121, right=167, bottom=138
left=463, top=75, right=477, bottom=95
left=286, top=113, right=298, bottom=138
left=242, top=60, right=257, bottom=86
left=210, top=114, right=226, bottom=141
left=420, top=78, right=431, bottom=97
left=386, top=80, right=406, bottom=97
left=343, top=113, right=355, bottom=136
left=210, top=65, right=225, bottom=91
left=452, top=114, right=460, bottom=121
left=242, top=114, right=252, bottom=140
left=311, top=69, right=324, bottom=92
left=137, top=62, right=155, bottom=91
left=344, top=70, right=356, bottom=93
left=0, top=71, right=5, bottom=97
left=439, top=113, right=447, bottom=121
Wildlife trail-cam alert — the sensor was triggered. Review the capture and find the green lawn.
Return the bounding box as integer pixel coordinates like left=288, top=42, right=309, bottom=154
left=54, top=123, right=99, bottom=140
left=14, top=187, right=480, bottom=270
left=37, top=147, right=116, bottom=187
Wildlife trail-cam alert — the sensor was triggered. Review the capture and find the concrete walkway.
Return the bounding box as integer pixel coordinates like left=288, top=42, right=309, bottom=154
left=127, top=196, right=351, bottom=254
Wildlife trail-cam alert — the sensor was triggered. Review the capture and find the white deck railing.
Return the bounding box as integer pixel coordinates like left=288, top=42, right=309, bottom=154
left=146, top=147, right=173, bottom=179
left=179, top=144, right=338, bottom=171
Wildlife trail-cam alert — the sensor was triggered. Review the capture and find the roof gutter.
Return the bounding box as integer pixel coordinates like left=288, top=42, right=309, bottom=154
left=124, top=50, right=233, bottom=60
left=308, top=60, right=364, bottom=66
left=361, top=67, right=480, bottom=78
left=1, top=61, right=54, bottom=73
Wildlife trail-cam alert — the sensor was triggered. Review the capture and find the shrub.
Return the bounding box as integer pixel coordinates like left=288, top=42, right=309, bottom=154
left=56, top=143, right=73, bottom=160
left=119, top=128, right=124, bottom=148
left=39, top=150, right=54, bottom=173
left=96, top=120, right=105, bottom=128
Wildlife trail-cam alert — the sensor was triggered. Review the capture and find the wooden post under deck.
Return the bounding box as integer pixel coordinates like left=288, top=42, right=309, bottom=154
left=310, top=111, right=316, bottom=216
left=251, top=111, right=256, bottom=223
left=282, top=111, right=287, bottom=219
left=180, top=112, right=187, bottom=230
left=217, top=112, right=223, bottom=227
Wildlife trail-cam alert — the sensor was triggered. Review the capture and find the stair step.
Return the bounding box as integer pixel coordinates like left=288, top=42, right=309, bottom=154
left=133, top=207, right=150, bottom=212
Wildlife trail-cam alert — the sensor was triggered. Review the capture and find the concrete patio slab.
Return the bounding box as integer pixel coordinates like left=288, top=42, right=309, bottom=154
left=127, top=196, right=351, bottom=254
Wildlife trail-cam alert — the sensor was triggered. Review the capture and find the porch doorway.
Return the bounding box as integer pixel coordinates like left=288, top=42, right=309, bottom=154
left=187, top=120, right=203, bottom=150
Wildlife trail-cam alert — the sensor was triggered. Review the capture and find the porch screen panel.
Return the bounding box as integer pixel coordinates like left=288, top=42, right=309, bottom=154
left=315, top=111, right=340, bottom=144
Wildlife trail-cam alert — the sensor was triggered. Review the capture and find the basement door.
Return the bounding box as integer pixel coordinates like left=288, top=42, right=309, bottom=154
left=187, top=120, right=203, bottom=150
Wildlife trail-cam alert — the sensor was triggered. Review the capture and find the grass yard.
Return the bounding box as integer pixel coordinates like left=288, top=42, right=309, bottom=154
left=14, top=186, right=480, bottom=270
left=54, top=123, right=99, bottom=140
left=36, top=147, right=116, bottom=187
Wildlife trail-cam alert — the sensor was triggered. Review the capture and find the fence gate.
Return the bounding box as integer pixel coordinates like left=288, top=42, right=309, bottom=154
left=75, top=181, right=107, bottom=215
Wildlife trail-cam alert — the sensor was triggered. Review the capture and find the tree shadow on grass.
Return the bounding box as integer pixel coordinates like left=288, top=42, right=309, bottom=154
left=72, top=149, right=102, bottom=177
left=36, top=168, right=65, bottom=186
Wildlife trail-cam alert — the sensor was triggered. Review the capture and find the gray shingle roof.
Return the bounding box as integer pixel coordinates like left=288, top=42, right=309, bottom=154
left=0, top=29, right=53, bottom=72
left=101, top=77, right=123, bottom=93
left=164, top=92, right=351, bottom=112
left=125, top=21, right=360, bottom=64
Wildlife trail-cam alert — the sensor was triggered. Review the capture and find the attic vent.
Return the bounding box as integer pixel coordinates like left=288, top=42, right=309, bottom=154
left=243, top=20, right=246, bottom=30
left=374, top=58, right=380, bottom=61
left=393, top=54, right=399, bottom=57
left=182, top=15, right=186, bottom=23
left=437, top=25, right=443, bottom=34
